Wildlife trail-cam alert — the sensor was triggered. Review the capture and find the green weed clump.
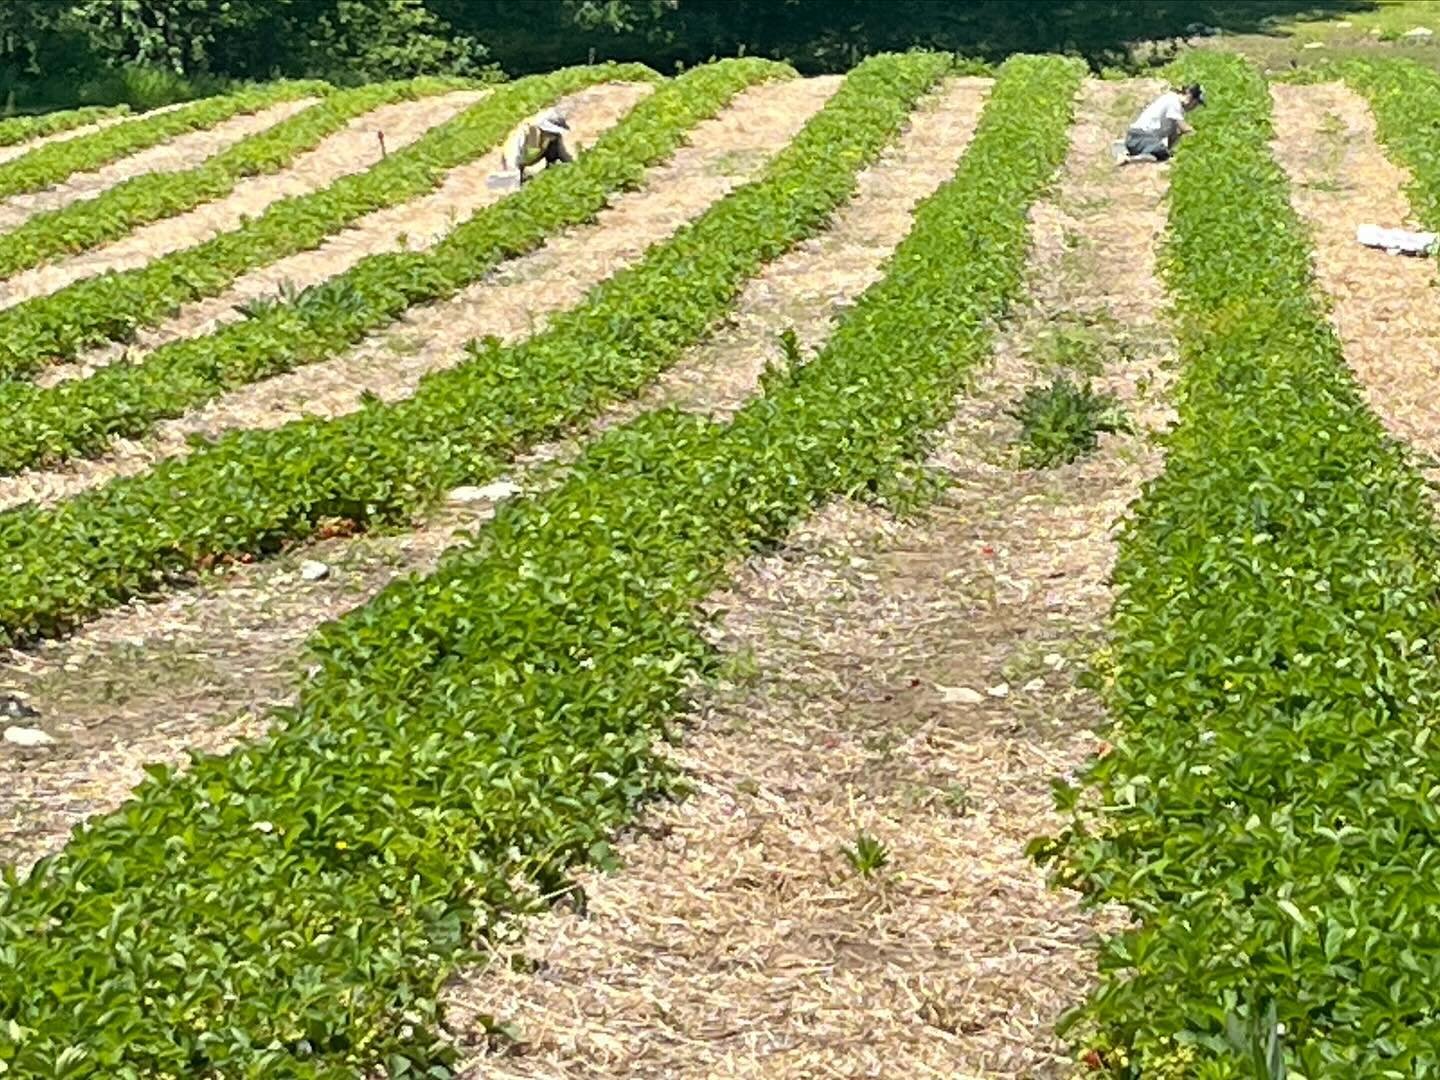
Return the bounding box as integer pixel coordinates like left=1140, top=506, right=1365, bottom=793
left=842, top=832, right=891, bottom=877
left=1010, top=375, right=1128, bottom=468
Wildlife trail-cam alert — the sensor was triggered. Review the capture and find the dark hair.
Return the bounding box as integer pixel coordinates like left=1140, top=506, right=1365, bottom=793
left=1185, top=82, right=1206, bottom=105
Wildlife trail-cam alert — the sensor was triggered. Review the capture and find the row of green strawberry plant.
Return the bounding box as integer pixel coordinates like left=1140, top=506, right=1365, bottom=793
left=0, top=58, right=757, bottom=471
left=1342, top=57, right=1440, bottom=231
left=0, top=61, right=664, bottom=383
left=0, top=53, right=1079, bottom=1077
left=0, top=81, right=327, bottom=202
left=0, top=104, right=129, bottom=149
left=0, top=77, right=473, bottom=279
left=0, top=52, right=932, bottom=642
left=1037, top=51, right=1440, bottom=1078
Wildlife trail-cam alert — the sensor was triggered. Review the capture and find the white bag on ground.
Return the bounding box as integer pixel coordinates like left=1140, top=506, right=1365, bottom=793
left=1357, top=223, right=1438, bottom=256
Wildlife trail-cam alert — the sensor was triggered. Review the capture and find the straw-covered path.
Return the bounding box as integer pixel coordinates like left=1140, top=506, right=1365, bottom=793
left=1270, top=81, right=1440, bottom=487
left=443, top=78, right=1173, bottom=1080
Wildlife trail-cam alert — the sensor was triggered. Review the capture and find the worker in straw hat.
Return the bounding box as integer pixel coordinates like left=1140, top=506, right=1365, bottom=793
left=499, top=107, right=575, bottom=185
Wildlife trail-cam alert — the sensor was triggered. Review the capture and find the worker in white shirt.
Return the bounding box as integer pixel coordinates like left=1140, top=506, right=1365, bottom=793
left=499, top=107, right=574, bottom=185
left=1114, top=83, right=1205, bottom=164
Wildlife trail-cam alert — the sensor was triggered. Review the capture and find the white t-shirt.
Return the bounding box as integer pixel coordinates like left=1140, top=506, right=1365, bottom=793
left=1131, top=92, right=1186, bottom=138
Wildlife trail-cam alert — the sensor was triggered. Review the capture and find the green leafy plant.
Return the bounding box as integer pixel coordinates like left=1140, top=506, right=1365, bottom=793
left=1040, top=51, right=1440, bottom=1076
left=841, top=831, right=891, bottom=877
left=1029, top=319, right=1113, bottom=376
left=0, top=54, right=1080, bottom=1076
left=1226, top=999, right=1288, bottom=1080
left=233, top=278, right=304, bottom=319
left=0, top=76, right=471, bottom=278
left=0, top=79, right=325, bottom=201
left=0, top=103, right=127, bottom=148
left=1010, top=374, right=1128, bottom=468
left=757, top=326, right=805, bottom=395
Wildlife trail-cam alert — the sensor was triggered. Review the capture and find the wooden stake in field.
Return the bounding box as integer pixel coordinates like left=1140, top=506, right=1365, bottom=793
left=378, top=131, right=387, bottom=159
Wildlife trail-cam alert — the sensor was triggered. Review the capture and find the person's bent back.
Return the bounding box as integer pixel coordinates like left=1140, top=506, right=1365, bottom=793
left=500, top=108, right=575, bottom=185
left=1117, top=83, right=1204, bottom=164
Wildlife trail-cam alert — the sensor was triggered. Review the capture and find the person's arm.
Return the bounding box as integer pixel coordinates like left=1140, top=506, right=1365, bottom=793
left=1164, top=102, right=1193, bottom=147
left=553, top=135, right=574, bottom=164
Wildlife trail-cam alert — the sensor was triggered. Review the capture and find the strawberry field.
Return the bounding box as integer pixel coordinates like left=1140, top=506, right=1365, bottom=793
left=3, top=45, right=1440, bottom=1078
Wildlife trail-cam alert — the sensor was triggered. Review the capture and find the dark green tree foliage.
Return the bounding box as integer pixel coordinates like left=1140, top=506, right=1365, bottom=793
left=64, top=0, right=268, bottom=74
left=441, top=0, right=1369, bottom=73
left=1, top=0, right=1369, bottom=109
left=299, top=0, right=486, bottom=81
left=0, top=0, right=491, bottom=108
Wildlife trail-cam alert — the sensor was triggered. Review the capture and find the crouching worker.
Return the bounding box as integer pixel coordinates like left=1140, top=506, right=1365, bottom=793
left=1114, top=83, right=1204, bottom=164
left=500, top=107, right=574, bottom=185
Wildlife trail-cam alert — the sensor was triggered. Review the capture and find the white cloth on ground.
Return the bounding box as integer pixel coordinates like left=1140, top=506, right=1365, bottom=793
left=1356, top=223, right=1438, bottom=256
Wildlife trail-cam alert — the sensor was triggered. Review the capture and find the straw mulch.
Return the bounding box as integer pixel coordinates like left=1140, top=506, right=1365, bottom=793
left=0, top=97, right=317, bottom=234
left=0, top=90, right=484, bottom=309
left=1270, top=82, right=1440, bottom=476
left=440, top=79, right=1173, bottom=1079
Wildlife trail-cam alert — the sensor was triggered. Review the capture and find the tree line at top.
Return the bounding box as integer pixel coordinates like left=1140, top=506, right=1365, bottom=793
left=0, top=0, right=1372, bottom=112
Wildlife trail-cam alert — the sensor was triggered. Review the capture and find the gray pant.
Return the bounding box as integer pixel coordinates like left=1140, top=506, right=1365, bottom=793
left=1125, top=128, right=1171, bottom=161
